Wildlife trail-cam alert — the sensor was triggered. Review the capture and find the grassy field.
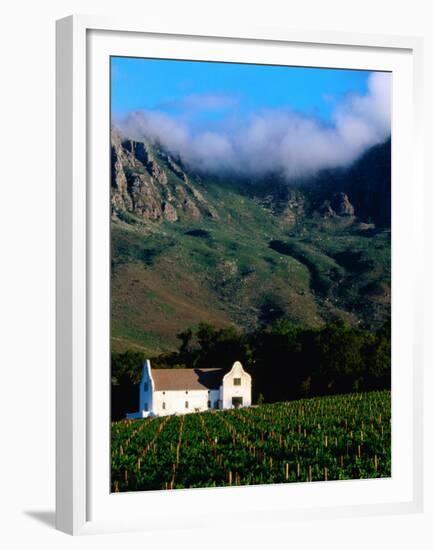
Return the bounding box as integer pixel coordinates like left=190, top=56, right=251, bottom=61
left=111, top=390, right=391, bottom=492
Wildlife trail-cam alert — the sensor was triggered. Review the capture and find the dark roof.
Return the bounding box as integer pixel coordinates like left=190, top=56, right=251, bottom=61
left=152, top=368, right=224, bottom=391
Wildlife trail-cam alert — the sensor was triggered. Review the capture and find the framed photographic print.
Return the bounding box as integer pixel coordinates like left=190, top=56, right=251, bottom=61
left=56, top=15, right=424, bottom=535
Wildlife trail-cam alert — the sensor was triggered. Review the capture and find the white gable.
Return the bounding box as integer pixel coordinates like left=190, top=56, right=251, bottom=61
left=221, top=361, right=252, bottom=409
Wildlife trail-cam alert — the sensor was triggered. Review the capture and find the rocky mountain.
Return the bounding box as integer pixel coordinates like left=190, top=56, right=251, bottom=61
left=111, top=129, right=391, bottom=355
left=319, top=192, right=355, bottom=218
left=111, top=129, right=219, bottom=223
left=307, top=139, right=391, bottom=227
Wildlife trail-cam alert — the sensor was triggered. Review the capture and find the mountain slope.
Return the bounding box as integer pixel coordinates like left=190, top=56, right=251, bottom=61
left=111, top=131, right=391, bottom=354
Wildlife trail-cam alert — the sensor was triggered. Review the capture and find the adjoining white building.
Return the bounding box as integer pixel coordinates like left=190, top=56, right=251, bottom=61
left=127, top=360, right=252, bottom=418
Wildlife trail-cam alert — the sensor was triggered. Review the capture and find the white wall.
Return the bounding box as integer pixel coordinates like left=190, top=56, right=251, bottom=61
left=221, top=362, right=252, bottom=409
left=152, top=389, right=220, bottom=415
left=1, top=1, right=433, bottom=549
left=138, top=360, right=153, bottom=414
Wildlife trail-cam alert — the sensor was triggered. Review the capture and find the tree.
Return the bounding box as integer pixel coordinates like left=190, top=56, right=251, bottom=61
left=111, top=351, right=146, bottom=420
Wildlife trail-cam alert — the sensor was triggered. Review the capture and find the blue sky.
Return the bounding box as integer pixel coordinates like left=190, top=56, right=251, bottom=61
left=111, top=57, right=371, bottom=124
left=111, top=57, right=391, bottom=179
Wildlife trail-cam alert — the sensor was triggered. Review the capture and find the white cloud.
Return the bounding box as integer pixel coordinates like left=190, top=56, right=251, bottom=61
left=114, top=72, right=391, bottom=180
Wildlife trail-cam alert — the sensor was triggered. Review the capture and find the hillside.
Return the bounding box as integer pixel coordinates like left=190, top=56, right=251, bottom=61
left=111, top=129, right=391, bottom=355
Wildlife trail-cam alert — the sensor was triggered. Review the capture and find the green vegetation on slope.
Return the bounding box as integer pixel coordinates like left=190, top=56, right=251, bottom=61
left=111, top=174, right=390, bottom=353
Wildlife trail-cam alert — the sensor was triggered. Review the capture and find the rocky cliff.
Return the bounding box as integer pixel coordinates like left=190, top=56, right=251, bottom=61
left=111, top=129, right=219, bottom=223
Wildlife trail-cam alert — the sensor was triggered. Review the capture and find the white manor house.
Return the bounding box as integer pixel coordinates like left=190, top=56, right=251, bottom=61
left=127, top=360, right=252, bottom=418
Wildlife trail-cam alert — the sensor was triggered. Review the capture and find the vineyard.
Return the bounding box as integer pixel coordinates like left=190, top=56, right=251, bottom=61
left=111, top=390, right=391, bottom=492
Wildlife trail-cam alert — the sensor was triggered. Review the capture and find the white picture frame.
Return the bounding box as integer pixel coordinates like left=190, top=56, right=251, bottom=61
left=56, top=14, right=424, bottom=535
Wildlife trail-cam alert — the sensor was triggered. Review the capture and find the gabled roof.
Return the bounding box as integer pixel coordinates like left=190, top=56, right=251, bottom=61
left=152, top=368, right=224, bottom=391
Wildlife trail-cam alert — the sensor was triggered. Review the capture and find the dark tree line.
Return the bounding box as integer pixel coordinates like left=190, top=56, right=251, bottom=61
left=111, top=319, right=390, bottom=420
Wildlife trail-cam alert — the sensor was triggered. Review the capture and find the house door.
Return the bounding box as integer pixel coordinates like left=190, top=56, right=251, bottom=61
left=232, top=396, right=243, bottom=408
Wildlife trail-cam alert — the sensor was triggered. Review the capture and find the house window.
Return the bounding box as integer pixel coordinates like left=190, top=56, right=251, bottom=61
left=144, top=403, right=148, bottom=411
left=207, top=400, right=211, bottom=408
left=143, top=382, right=148, bottom=391
left=162, top=402, right=166, bottom=410
left=233, top=378, right=241, bottom=386
left=232, top=396, right=243, bottom=408
left=185, top=401, right=189, bottom=409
